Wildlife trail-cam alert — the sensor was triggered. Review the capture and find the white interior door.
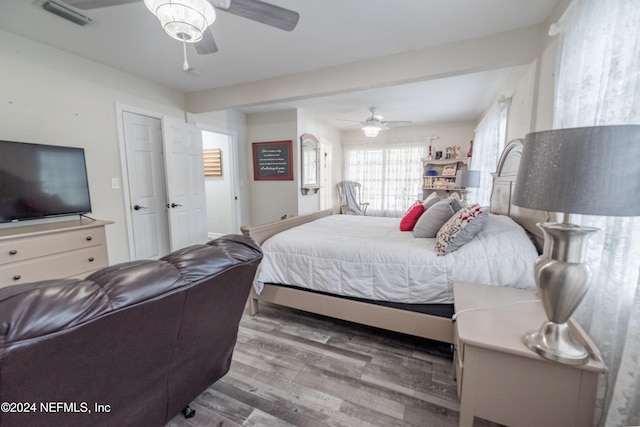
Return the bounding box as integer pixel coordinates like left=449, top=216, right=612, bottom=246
left=122, top=112, right=170, bottom=259
left=162, top=118, right=208, bottom=250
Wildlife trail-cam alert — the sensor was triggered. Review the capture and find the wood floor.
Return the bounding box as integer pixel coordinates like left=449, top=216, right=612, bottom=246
left=166, top=302, right=501, bottom=427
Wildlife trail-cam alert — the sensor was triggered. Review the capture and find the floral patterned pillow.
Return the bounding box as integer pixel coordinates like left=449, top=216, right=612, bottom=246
left=435, top=204, right=489, bottom=255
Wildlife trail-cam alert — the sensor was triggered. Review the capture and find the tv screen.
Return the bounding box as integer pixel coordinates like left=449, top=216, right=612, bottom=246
left=0, top=140, right=92, bottom=223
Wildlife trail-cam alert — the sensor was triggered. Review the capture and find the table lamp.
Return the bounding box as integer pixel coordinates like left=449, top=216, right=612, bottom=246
left=455, top=170, right=481, bottom=202
left=513, top=124, right=640, bottom=365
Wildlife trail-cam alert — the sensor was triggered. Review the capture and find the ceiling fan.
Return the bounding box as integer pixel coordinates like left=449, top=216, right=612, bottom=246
left=338, top=107, right=413, bottom=137
left=51, top=0, right=299, bottom=58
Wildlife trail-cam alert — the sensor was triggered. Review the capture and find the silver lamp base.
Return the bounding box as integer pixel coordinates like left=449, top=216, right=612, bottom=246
left=524, top=321, right=588, bottom=365
left=526, top=221, right=598, bottom=366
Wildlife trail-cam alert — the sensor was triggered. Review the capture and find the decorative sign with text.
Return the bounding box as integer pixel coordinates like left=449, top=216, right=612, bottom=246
left=252, top=140, right=293, bottom=181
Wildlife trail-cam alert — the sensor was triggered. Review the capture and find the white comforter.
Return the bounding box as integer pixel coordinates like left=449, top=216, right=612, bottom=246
left=255, top=214, right=538, bottom=304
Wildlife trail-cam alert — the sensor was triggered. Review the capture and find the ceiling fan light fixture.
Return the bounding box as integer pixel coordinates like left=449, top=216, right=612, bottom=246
left=144, top=0, right=216, bottom=43
left=362, top=125, right=381, bottom=138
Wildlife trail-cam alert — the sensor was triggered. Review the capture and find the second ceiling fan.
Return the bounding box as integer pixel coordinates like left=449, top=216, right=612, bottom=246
left=338, top=107, right=413, bottom=137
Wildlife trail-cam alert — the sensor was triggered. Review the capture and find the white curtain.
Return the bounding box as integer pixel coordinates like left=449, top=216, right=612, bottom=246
left=553, top=0, right=640, bottom=425
left=467, top=97, right=510, bottom=205
left=343, top=139, right=426, bottom=217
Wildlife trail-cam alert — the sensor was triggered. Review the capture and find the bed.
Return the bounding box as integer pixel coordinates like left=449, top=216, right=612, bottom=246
left=241, top=139, right=553, bottom=344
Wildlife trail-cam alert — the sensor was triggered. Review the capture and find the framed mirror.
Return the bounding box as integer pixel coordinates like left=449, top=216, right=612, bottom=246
left=300, top=133, right=320, bottom=195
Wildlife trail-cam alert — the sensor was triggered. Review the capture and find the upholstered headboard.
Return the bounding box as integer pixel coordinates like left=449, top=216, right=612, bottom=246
left=489, top=138, right=554, bottom=252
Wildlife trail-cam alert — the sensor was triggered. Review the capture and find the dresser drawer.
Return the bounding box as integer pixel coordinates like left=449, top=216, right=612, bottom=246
left=0, top=227, right=106, bottom=265
left=0, top=246, right=108, bottom=287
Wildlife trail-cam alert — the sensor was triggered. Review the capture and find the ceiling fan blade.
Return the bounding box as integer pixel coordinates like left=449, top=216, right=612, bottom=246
left=336, top=119, right=364, bottom=124
left=64, top=0, right=139, bottom=9
left=195, top=29, right=218, bottom=54
left=221, top=0, right=299, bottom=31
left=383, top=121, right=413, bottom=127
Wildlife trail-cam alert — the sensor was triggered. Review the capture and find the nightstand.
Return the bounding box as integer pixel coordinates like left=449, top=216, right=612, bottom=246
left=453, top=282, right=606, bottom=427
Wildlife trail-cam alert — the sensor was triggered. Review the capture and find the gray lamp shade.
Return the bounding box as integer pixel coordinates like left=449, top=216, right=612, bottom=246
left=513, top=125, right=640, bottom=216
left=455, top=170, right=480, bottom=188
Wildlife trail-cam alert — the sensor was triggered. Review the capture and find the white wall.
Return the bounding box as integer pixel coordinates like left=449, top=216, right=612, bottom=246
left=0, top=30, right=186, bottom=264
left=483, top=63, right=538, bottom=141
left=296, top=109, right=342, bottom=215
left=246, top=110, right=299, bottom=225
left=477, top=47, right=559, bottom=141
left=477, top=0, right=569, bottom=139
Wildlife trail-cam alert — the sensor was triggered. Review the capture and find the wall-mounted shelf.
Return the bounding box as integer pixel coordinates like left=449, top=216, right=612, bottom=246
left=301, top=186, right=320, bottom=195
left=422, top=158, right=471, bottom=197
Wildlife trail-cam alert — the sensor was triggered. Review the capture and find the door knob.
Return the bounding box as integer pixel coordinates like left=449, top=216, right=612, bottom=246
left=133, top=204, right=148, bottom=211
left=170, top=203, right=183, bottom=208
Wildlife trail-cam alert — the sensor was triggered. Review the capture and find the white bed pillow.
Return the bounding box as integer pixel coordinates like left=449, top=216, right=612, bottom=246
left=422, top=192, right=440, bottom=210
left=413, top=199, right=455, bottom=238
left=449, top=192, right=463, bottom=212
left=435, top=204, right=489, bottom=255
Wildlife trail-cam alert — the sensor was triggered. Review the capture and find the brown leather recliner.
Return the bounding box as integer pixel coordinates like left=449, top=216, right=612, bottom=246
left=0, top=234, right=262, bottom=427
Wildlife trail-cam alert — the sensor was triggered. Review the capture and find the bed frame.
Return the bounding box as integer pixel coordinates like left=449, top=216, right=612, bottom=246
left=241, top=139, right=553, bottom=344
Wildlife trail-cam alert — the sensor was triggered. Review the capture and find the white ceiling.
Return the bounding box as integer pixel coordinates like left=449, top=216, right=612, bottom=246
left=0, top=0, right=561, bottom=128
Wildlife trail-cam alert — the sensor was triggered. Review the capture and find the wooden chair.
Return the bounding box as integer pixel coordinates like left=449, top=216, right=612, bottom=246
left=336, top=181, right=369, bottom=215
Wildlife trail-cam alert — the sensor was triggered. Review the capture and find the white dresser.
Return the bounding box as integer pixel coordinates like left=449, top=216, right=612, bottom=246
left=0, top=219, right=112, bottom=289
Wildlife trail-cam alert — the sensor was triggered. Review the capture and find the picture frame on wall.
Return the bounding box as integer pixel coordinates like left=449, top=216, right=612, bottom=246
left=252, top=140, right=294, bottom=181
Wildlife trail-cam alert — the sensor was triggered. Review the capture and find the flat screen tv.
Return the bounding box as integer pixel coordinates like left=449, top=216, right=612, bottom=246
left=0, top=140, right=92, bottom=223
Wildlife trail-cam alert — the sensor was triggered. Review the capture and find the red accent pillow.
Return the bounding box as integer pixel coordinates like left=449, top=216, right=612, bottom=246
left=400, top=203, right=425, bottom=231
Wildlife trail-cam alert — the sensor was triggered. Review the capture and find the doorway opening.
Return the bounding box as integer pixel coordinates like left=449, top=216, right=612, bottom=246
left=202, top=130, right=238, bottom=238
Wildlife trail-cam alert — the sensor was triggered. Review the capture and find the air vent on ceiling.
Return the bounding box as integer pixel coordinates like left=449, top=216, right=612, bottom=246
left=43, top=0, right=92, bottom=26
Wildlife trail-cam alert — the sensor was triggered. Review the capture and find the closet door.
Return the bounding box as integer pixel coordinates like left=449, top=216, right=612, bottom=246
left=122, top=112, right=171, bottom=260
left=162, top=118, right=208, bottom=251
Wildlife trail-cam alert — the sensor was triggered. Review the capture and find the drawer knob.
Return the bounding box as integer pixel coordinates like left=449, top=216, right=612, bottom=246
left=13, top=274, right=21, bottom=281
left=9, top=249, right=17, bottom=255
left=86, top=236, right=93, bottom=241
left=88, top=257, right=95, bottom=262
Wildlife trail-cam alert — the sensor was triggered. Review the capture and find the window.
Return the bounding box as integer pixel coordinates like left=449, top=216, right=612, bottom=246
left=343, top=141, right=426, bottom=217
left=552, top=1, right=640, bottom=425
left=467, top=97, right=510, bottom=205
